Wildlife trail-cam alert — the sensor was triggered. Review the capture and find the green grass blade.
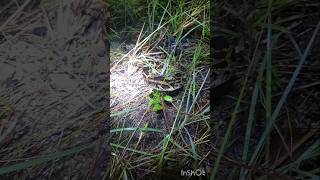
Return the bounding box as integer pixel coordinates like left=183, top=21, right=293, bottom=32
left=239, top=56, right=266, bottom=179
left=265, top=0, right=273, bottom=166
left=249, top=21, right=320, bottom=166
left=0, top=143, right=94, bottom=175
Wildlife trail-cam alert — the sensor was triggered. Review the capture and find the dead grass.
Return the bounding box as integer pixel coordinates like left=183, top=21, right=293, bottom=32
left=0, top=0, right=108, bottom=179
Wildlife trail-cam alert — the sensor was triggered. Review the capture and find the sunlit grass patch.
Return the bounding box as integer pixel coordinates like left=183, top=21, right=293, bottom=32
left=110, top=0, right=210, bottom=178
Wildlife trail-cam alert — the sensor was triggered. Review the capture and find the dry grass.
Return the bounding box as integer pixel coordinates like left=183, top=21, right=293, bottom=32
left=109, top=0, right=211, bottom=178
left=0, top=0, right=108, bottom=179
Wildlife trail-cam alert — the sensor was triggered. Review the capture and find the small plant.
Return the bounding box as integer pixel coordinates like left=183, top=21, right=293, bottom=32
left=148, top=90, right=173, bottom=111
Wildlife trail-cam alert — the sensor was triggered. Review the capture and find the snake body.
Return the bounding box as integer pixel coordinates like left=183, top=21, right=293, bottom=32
left=142, top=65, right=183, bottom=92
left=142, top=36, right=232, bottom=92
left=141, top=37, right=192, bottom=92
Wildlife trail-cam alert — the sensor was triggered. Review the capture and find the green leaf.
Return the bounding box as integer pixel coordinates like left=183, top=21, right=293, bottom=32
left=153, top=90, right=161, bottom=98
left=163, top=95, right=173, bottom=102
left=148, top=98, right=156, bottom=106
left=153, top=104, right=163, bottom=111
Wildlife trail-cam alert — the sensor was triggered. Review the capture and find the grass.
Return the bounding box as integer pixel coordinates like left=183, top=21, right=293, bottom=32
left=111, top=0, right=319, bottom=179
left=0, top=0, right=108, bottom=179
left=0, top=144, right=94, bottom=175
left=110, top=0, right=210, bottom=178
left=1, top=0, right=318, bottom=179
left=211, top=0, right=320, bottom=179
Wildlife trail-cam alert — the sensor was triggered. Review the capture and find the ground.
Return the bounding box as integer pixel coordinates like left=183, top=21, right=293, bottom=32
left=0, top=1, right=108, bottom=179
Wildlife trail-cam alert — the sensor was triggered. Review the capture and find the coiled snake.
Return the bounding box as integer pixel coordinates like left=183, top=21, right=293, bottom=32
left=142, top=36, right=232, bottom=92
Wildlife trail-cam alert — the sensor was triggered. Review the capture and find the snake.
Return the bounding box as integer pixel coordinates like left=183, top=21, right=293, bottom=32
left=142, top=36, right=232, bottom=92
left=141, top=36, right=192, bottom=92
left=142, top=62, right=184, bottom=92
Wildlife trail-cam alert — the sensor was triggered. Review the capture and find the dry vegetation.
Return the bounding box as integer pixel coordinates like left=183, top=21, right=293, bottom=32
left=110, top=0, right=320, bottom=179
left=110, top=0, right=211, bottom=179
left=1, top=0, right=319, bottom=179
left=0, top=0, right=108, bottom=179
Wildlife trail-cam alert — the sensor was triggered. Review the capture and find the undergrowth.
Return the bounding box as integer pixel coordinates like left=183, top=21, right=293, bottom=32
left=110, top=0, right=211, bottom=179
left=211, top=0, right=320, bottom=179
left=111, top=0, right=320, bottom=179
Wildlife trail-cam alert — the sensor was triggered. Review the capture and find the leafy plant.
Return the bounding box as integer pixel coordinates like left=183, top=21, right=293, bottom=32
left=148, top=90, right=173, bottom=111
